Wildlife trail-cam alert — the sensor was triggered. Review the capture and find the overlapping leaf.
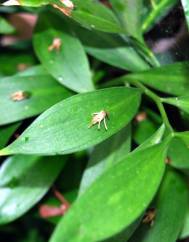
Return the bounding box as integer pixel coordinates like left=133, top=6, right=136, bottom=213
left=124, top=62, right=189, bottom=95
left=0, top=73, right=71, bottom=125
left=50, top=143, right=167, bottom=242
left=0, top=155, right=66, bottom=224
left=33, top=12, right=94, bottom=93
left=129, top=169, right=188, bottom=242
left=0, top=87, right=141, bottom=156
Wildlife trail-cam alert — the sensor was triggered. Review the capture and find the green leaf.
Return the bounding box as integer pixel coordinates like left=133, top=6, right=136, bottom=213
left=0, top=16, right=15, bottom=34
left=33, top=12, right=94, bottom=93
left=142, top=0, right=178, bottom=32
left=0, top=155, right=66, bottom=224
left=79, top=125, right=131, bottom=195
left=15, top=65, right=47, bottom=77
left=0, top=53, right=36, bottom=77
left=180, top=207, right=189, bottom=239
left=50, top=143, right=167, bottom=242
left=0, top=87, right=141, bottom=156
left=168, top=137, right=189, bottom=170
left=176, top=131, right=189, bottom=147
left=0, top=123, right=20, bottom=149
left=34, top=12, right=94, bottom=92
left=110, top=0, right=143, bottom=40
left=181, top=0, right=189, bottom=30
left=0, top=74, right=71, bottom=125
left=124, top=62, right=189, bottom=96
left=162, top=95, right=189, bottom=114
left=71, top=0, right=123, bottom=33
left=136, top=124, right=165, bottom=152
left=129, top=169, right=188, bottom=242
left=3, top=0, right=123, bottom=33
left=72, top=24, right=150, bottom=72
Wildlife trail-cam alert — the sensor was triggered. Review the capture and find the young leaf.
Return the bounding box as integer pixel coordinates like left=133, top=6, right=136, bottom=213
left=129, top=169, right=188, bottom=242
left=72, top=24, right=150, bottom=72
left=33, top=12, right=94, bottom=93
left=50, top=143, right=167, bottom=242
left=110, top=0, right=143, bottom=41
left=142, top=0, right=178, bottom=32
left=124, top=62, right=189, bottom=95
left=0, top=74, right=71, bottom=125
left=162, top=95, right=189, bottom=114
left=0, top=87, right=141, bottom=156
left=79, top=125, right=131, bottom=195
left=181, top=0, right=189, bottom=30
left=0, top=155, right=66, bottom=224
left=168, top=137, right=189, bottom=170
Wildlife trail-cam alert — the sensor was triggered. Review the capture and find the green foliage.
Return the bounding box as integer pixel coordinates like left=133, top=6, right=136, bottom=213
left=0, top=1, right=189, bottom=242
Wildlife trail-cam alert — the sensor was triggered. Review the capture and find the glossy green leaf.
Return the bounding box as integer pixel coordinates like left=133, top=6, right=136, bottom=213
left=142, top=0, right=178, bottom=32
left=15, top=65, right=47, bottom=77
left=0, top=123, right=20, bottom=149
left=0, top=16, right=15, bottom=34
left=0, top=74, right=71, bottom=125
left=0, top=155, right=66, bottom=224
left=79, top=125, right=131, bottom=195
left=129, top=169, right=188, bottom=242
left=176, top=132, right=189, bottom=147
left=136, top=124, right=165, bottom=152
left=3, top=0, right=123, bottom=33
left=124, top=62, right=189, bottom=95
left=70, top=0, right=124, bottom=33
left=33, top=12, right=94, bottom=93
left=72, top=24, right=150, bottom=72
left=110, top=0, right=143, bottom=40
left=180, top=207, right=189, bottom=239
left=2, top=0, right=49, bottom=7
left=0, top=87, right=141, bottom=156
left=168, top=137, right=189, bottom=170
left=50, top=143, right=167, bottom=242
left=162, top=95, right=189, bottom=114
left=181, top=0, right=189, bottom=30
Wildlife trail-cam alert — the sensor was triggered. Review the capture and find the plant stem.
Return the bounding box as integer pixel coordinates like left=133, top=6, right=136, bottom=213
left=127, top=80, right=174, bottom=132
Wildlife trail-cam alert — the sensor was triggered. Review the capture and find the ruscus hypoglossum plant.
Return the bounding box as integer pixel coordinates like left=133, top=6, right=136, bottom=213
left=0, top=0, right=189, bottom=242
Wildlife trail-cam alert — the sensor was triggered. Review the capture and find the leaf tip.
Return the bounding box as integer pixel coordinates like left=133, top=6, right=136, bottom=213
left=2, top=0, right=20, bottom=6
left=0, top=148, right=9, bottom=156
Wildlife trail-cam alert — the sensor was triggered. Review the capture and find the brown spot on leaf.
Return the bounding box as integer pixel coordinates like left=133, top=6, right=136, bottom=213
left=48, top=38, right=62, bottom=52
left=10, top=91, right=30, bottom=101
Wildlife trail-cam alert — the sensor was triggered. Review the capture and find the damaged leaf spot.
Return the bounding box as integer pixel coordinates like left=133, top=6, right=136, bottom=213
left=48, top=37, right=62, bottom=52
left=10, top=91, right=30, bottom=101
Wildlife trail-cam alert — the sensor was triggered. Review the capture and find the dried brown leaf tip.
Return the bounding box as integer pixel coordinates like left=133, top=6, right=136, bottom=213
left=10, top=90, right=30, bottom=101
left=48, top=37, right=62, bottom=52
left=143, top=208, right=156, bottom=226
left=52, top=0, right=74, bottom=17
